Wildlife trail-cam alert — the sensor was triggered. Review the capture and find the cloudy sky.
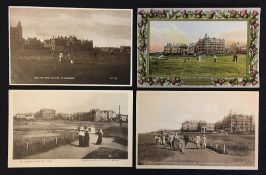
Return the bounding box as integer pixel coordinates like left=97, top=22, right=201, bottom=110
left=10, top=90, right=131, bottom=115
left=137, top=91, right=258, bottom=133
left=9, top=7, right=132, bottom=47
left=150, top=21, right=247, bottom=52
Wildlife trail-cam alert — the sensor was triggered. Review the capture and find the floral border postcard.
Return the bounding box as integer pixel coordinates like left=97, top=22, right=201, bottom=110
left=137, top=8, right=260, bottom=88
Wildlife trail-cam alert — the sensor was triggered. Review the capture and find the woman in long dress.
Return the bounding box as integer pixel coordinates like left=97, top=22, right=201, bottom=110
left=84, top=129, right=90, bottom=147
left=96, top=129, right=103, bottom=145
left=77, top=128, right=85, bottom=147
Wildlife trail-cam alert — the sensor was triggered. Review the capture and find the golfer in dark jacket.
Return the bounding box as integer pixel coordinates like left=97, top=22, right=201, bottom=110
left=184, top=134, right=189, bottom=147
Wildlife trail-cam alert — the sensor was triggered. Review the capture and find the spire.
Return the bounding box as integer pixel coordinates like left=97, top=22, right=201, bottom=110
left=17, top=21, right=22, bottom=28
left=229, top=109, right=232, bottom=116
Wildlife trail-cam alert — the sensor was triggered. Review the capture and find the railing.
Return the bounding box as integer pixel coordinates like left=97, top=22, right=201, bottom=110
left=13, top=132, right=77, bottom=159
left=189, top=137, right=227, bottom=154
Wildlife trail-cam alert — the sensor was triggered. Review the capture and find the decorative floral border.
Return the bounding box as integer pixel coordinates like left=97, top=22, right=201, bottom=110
left=137, top=8, right=260, bottom=87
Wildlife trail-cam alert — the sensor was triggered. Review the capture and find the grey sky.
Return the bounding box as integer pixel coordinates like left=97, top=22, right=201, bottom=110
left=10, top=90, right=131, bottom=115
left=9, top=6, right=132, bottom=47
left=137, top=91, right=258, bottom=133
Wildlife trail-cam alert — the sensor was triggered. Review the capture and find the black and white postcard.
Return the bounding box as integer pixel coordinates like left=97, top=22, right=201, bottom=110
left=8, top=90, right=133, bottom=167
left=9, top=6, right=132, bottom=86
left=137, top=91, right=258, bottom=169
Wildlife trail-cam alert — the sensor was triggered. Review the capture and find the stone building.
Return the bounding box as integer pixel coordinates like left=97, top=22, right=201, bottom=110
left=164, top=43, right=188, bottom=55
left=58, top=113, right=73, bottom=120
left=195, top=33, right=225, bottom=55
left=182, top=120, right=215, bottom=133
left=120, top=114, right=128, bottom=122
left=44, top=38, right=56, bottom=50
left=36, top=109, right=56, bottom=120
left=226, top=42, right=247, bottom=54
left=14, top=113, right=35, bottom=120
left=215, top=111, right=255, bottom=133
left=44, top=36, right=93, bottom=51
left=10, top=21, right=23, bottom=49
left=102, top=110, right=117, bottom=121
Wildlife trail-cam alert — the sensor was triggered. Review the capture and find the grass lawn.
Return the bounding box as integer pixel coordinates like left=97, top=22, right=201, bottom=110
left=138, top=134, right=173, bottom=163
left=82, top=147, right=128, bottom=159
left=13, top=120, right=128, bottom=158
left=11, top=49, right=130, bottom=85
left=149, top=54, right=247, bottom=78
left=186, top=133, right=255, bottom=156
left=138, top=132, right=255, bottom=156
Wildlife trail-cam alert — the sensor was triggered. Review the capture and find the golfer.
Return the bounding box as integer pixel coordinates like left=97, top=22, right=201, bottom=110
left=59, top=52, right=63, bottom=63
left=202, top=135, right=207, bottom=149
left=195, top=134, right=201, bottom=149
left=214, top=55, right=217, bottom=62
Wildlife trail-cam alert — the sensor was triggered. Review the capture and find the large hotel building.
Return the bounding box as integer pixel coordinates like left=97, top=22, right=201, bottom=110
left=182, top=111, right=255, bottom=133
left=195, top=33, right=225, bottom=54
left=164, top=33, right=226, bottom=55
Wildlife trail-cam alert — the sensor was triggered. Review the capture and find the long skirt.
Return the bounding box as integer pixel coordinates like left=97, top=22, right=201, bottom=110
left=84, top=134, right=90, bottom=147
left=79, top=136, right=84, bottom=147
left=96, top=135, right=102, bottom=145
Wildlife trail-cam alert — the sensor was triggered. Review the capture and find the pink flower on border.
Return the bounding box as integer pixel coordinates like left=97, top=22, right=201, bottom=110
left=150, top=9, right=157, bottom=15
left=240, top=10, right=247, bottom=17
left=253, top=23, right=259, bottom=29
left=210, top=10, right=216, bottom=17
left=138, top=20, right=143, bottom=28
left=138, top=9, right=145, bottom=16
left=240, top=81, right=245, bottom=86
left=195, top=9, right=203, bottom=15
left=172, top=79, right=177, bottom=85
left=252, top=80, right=258, bottom=86
left=253, top=10, right=259, bottom=17
left=251, top=68, right=258, bottom=76
left=252, top=47, right=258, bottom=53
left=159, top=9, right=166, bottom=16
left=229, top=10, right=237, bottom=17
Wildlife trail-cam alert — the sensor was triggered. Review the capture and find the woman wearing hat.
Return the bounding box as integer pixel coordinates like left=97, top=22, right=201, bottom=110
left=77, top=128, right=85, bottom=147
left=84, top=128, right=90, bottom=147
left=96, top=129, right=103, bottom=145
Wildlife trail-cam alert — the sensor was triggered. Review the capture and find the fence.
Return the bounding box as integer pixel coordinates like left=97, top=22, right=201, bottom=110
left=189, top=137, right=227, bottom=154
left=13, top=132, right=77, bottom=159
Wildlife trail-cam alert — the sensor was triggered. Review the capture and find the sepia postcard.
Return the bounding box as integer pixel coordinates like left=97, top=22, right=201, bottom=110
left=137, top=8, right=260, bottom=87
left=136, top=91, right=258, bottom=169
left=8, top=90, right=133, bottom=167
left=9, top=6, right=132, bottom=86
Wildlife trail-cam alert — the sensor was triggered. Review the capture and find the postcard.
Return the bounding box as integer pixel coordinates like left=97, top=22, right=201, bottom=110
left=8, top=90, right=133, bottom=167
left=9, top=6, right=132, bottom=86
left=136, top=91, right=258, bottom=169
left=137, top=8, right=260, bottom=87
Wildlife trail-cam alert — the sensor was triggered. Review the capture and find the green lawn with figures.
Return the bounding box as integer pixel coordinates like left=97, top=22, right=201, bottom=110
left=149, top=54, right=247, bottom=78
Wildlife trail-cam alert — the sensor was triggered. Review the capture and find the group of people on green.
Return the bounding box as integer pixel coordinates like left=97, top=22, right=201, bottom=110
left=183, top=54, right=239, bottom=63
left=195, top=134, right=207, bottom=149
left=154, top=132, right=190, bottom=154
left=154, top=132, right=208, bottom=153
left=77, top=125, right=103, bottom=147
